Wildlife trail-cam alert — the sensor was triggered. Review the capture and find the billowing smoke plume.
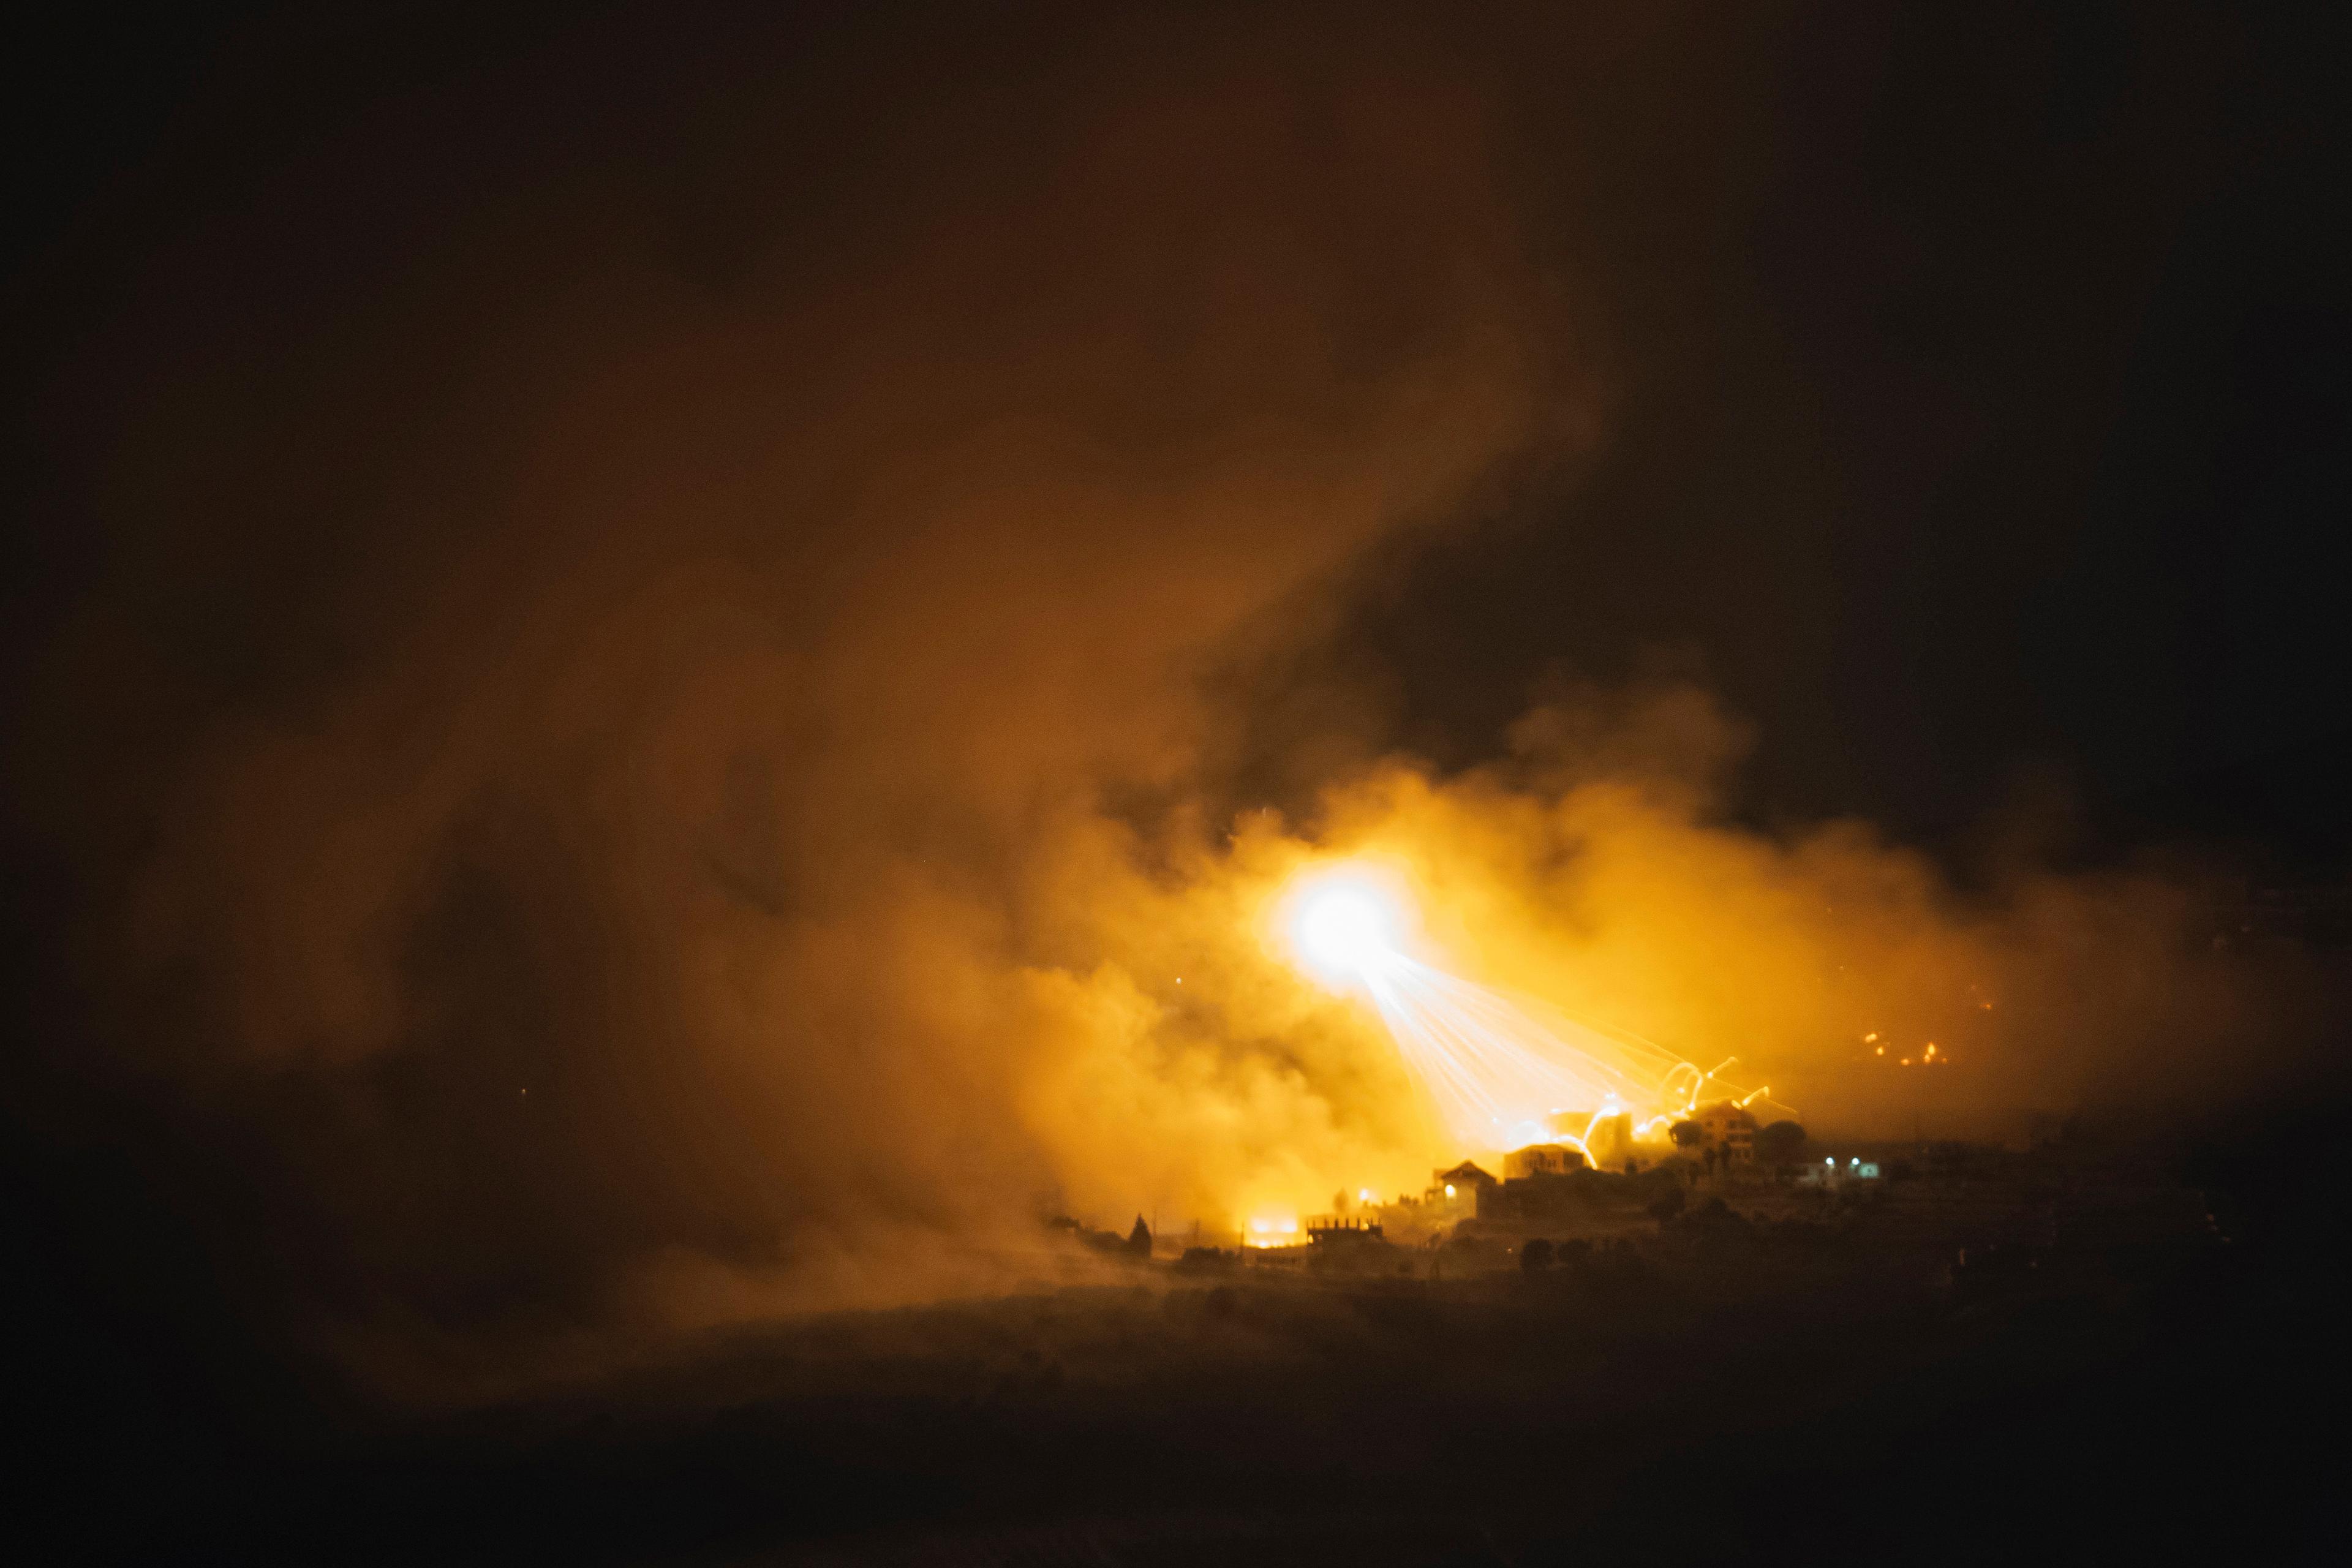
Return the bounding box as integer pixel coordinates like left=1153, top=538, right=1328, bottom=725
left=949, top=676, right=2321, bottom=1257
left=7, top=9, right=1583, bottom=1383
left=0, top=8, right=2323, bottom=1400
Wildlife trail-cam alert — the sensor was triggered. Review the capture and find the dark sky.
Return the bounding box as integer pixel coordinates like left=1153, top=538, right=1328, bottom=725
left=1272, top=2, right=2352, bottom=859
left=9, top=3, right=2350, bottom=859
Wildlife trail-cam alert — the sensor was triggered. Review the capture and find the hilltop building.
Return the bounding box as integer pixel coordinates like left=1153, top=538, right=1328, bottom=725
left=1694, top=1102, right=1758, bottom=1162
left=1504, top=1144, right=1586, bottom=1179
left=1425, top=1161, right=1497, bottom=1218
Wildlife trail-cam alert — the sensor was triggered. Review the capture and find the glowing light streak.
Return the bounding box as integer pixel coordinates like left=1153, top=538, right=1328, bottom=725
left=1275, top=862, right=1791, bottom=1154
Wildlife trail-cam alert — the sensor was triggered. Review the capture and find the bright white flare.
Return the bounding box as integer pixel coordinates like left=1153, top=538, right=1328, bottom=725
left=1273, top=862, right=1784, bottom=1156
left=1300, top=889, right=1392, bottom=975
left=1283, top=865, right=1409, bottom=988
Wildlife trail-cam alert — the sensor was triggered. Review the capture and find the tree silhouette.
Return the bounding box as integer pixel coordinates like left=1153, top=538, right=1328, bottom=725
left=1755, top=1121, right=1808, bottom=1164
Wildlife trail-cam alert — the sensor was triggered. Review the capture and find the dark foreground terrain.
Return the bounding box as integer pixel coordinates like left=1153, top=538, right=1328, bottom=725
left=12, top=1115, right=2343, bottom=1565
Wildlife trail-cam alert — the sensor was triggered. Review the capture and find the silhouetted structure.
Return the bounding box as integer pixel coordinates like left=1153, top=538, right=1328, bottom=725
left=1423, top=1161, right=1498, bottom=1218
left=1694, top=1102, right=1758, bottom=1162
left=1504, top=1144, right=1585, bottom=1178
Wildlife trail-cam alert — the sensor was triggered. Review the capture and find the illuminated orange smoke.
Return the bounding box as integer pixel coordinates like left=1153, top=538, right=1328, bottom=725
left=1266, top=859, right=1785, bottom=1161
left=1016, top=687, right=2280, bottom=1274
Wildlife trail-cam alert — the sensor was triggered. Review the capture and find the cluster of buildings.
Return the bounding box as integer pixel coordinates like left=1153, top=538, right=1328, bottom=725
left=1343, top=1101, right=1782, bottom=1235
left=1164, top=1107, right=2217, bottom=1289
left=1176, top=1099, right=1828, bottom=1265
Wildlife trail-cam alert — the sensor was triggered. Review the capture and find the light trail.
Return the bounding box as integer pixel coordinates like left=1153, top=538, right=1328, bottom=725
left=1280, top=864, right=1788, bottom=1158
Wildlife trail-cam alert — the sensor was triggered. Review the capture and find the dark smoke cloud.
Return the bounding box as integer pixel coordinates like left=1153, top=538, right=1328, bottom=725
left=4, top=6, right=1586, bottom=1389
left=2, top=5, right=2337, bottom=1408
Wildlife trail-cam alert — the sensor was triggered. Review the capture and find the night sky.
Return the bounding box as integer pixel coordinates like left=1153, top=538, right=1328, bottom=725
left=1248, top=4, right=2352, bottom=855
left=9, top=6, right=2350, bottom=856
